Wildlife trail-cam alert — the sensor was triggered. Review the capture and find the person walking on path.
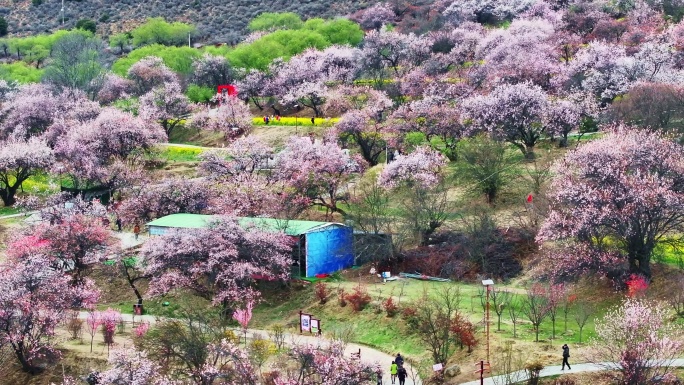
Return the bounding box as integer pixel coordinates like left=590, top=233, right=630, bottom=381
left=397, top=365, right=407, bottom=385
left=395, top=353, right=404, bottom=367
left=562, top=344, right=571, bottom=370
left=115, top=217, right=122, bottom=232
left=376, top=368, right=383, bottom=385
left=133, top=223, right=140, bottom=240
left=390, top=361, right=398, bottom=384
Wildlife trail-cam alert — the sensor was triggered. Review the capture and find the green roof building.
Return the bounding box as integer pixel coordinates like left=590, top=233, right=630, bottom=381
left=146, top=214, right=354, bottom=277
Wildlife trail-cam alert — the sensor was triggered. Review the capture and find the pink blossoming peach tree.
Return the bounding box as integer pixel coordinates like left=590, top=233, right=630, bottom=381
left=538, top=127, right=684, bottom=280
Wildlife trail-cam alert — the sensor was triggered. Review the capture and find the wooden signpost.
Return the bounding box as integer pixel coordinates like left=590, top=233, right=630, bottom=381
left=299, top=310, right=322, bottom=336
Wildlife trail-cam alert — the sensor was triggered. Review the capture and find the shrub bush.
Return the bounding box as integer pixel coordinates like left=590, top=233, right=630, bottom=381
left=401, top=305, right=417, bottom=321
left=625, top=274, right=648, bottom=298
left=382, top=296, right=398, bottom=317
left=344, top=285, right=371, bottom=312
left=269, top=324, right=285, bottom=350
left=0, top=62, right=43, bottom=84
left=401, top=304, right=418, bottom=328
left=314, top=281, right=330, bottom=304
left=131, top=17, right=197, bottom=47
left=249, top=336, right=276, bottom=369
left=66, top=312, right=84, bottom=340
left=186, top=84, right=215, bottom=103
left=112, top=44, right=201, bottom=76
left=525, top=360, right=545, bottom=385
left=451, top=314, right=477, bottom=352
left=223, top=329, right=240, bottom=344
left=75, top=18, right=96, bottom=33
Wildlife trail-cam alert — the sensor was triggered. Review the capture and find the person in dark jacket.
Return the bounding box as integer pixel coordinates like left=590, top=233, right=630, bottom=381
left=395, top=353, right=404, bottom=366
left=562, top=344, right=571, bottom=370
left=397, top=365, right=407, bottom=385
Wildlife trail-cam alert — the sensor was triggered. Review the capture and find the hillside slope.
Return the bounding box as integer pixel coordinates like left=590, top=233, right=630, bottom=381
left=0, top=0, right=363, bottom=43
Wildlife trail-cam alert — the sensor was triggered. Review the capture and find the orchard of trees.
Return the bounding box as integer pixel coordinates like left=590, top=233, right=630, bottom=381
left=0, top=1, right=683, bottom=384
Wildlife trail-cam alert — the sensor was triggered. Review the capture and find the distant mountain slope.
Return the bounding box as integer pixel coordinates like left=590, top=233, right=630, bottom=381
left=0, top=0, right=366, bottom=43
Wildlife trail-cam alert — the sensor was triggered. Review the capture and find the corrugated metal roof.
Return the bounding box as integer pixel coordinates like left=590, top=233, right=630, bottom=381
left=146, top=214, right=340, bottom=235
left=146, top=213, right=214, bottom=229
left=238, top=217, right=335, bottom=235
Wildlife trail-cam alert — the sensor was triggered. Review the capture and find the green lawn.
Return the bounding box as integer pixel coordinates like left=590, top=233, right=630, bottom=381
left=249, top=278, right=617, bottom=363
left=92, top=261, right=625, bottom=381
left=0, top=206, right=20, bottom=216
left=249, top=280, right=427, bottom=359
left=96, top=295, right=208, bottom=319
left=22, top=172, right=60, bottom=194
left=0, top=173, right=61, bottom=211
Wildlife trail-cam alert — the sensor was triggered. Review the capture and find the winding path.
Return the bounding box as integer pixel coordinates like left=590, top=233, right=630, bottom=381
left=461, top=359, right=684, bottom=385
left=77, top=312, right=420, bottom=385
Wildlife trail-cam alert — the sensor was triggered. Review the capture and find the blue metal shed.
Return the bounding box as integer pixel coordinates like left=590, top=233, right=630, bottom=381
left=146, top=214, right=354, bottom=277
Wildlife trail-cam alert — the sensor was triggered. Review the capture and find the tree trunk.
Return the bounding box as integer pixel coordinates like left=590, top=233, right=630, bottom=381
left=486, top=188, right=496, bottom=206
left=524, top=145, right=536, bottom=160
left=123, top=265, right=145, bottom=305
left=635, top=254, right=652, bottom=279
left=628, top=246, right=653, bottom=279
left=310, top=103, right=321, bottom=118
left=13, top=345, right=41, bottom=374
left=420, top=230, right=430, bottom=246
left=511, top=141, right=529, bottom=158
left=250, top=97, right=264, bottom=110
left=0, top=185, right=18, bottom=206
left=162, top=120, right=170, bottom=136
left=357, top=137, right=375, bottom=166
left=421, top=224, right=440, bottom=246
